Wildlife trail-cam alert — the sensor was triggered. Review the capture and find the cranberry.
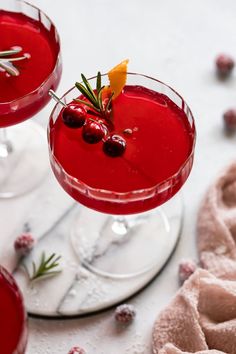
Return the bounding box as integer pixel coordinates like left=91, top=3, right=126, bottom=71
left=115, top=304, right=136, bottom=324
left=215, top=54, right=235, bottom=77
left=178, top=259, right=197, bottom=285
left=14, top=233, right=35, bottom=256
left=62, top=104, right=86, bottom=128
left=223, top=109, right=236, bottom=131
left=103, top=134, right=126, bottom=157
left=68, top=347, right=86, bottom=354
left=82, top=120, right=107, bottom=144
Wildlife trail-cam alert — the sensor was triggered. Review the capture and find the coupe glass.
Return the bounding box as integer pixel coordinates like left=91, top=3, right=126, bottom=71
left=0, top=266, right=27, bottom=353
left=0, top=0, right=62, bottom=198
left=48, top=73, right=196, bottom=278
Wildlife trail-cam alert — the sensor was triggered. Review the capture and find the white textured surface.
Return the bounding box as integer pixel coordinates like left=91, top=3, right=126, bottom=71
left=1, top=0, right=236, bottom=353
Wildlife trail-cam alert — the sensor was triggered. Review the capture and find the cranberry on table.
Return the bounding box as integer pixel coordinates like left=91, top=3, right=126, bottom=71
left=14, top=233, right=35, bottom=256
left=82, top=120, right=107, bottom=144
left=62, top=104, right=86, bottom=128
left=223, top=109, right=236, bottom=131
left=68, top=347, right=86, bottom=354
left=103, top=134, right=126, bottom=157
left=115, top=304, right=136, bottom=324
left=215, top=54, right=235, bottom=77
left=178, top=259, right=197, bottom=285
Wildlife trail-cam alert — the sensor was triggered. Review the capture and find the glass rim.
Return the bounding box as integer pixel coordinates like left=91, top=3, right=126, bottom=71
left=0, top=0, right=61, bottom=106
left=49, top=72, right=196, bottom=199
left=0, top=265, right=28, bottom=352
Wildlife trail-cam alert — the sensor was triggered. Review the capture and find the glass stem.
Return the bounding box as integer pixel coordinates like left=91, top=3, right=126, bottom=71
left=0, top=128, right=13, bottom=158
left=90, top=216, right=131, bottom=261
left=111, top=216, right=129, bottom=236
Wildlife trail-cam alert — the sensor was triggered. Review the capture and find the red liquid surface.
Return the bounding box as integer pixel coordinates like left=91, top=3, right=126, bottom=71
left=0, top=267, right=27, bottom=354
left=0, top=10, right=61, bottom=127
left=49, top=85, right=195, bottom=214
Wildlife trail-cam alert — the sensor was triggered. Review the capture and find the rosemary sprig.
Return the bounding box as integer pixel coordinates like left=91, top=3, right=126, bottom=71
left=96, top=71, right=101, bottom=92
left=24, top=252, right=62, bottom=282
left=0, top=47, right=28, bottom=76
left=74, top=72, right=113, bottom=120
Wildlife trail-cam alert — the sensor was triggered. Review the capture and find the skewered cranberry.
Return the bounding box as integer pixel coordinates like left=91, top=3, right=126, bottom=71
left=215, top=54, right=235, bottom=77
left=62, top=104, right=86, bottom=128
left=82, top=120, right=107, bottom=144
left=103, top=134, right=126, bottom=157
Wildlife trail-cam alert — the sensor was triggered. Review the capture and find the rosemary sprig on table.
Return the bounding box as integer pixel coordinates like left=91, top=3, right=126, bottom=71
left=23, top=252, right=62, bottom=282
left=74, top=72, right=114, bottom=119
left=0, top=48, right=28, bottom=76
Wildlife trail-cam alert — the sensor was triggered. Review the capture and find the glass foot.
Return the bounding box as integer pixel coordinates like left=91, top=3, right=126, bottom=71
left=14, top=193, right=182, bottom=317
left=0, top=121, right=48, bottom=198
left=71, top=193, right=183, bottom=278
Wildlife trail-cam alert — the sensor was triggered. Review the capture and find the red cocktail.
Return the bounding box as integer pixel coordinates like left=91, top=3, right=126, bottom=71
left=0, top=8, right=60, bottom=127
left=49, top=83, right=194, bottom=215
left=0, top=266, right=27, bottom=354
left=48, top=71, right=196, bottom=277
left=0, top=0, right=61, bottom=198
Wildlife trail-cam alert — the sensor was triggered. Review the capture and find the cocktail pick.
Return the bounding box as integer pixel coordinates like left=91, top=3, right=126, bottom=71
left=49, top=89, right=67, bottom=107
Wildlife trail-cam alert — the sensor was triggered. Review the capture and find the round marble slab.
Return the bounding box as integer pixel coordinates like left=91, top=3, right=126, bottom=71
left=14, top=191, right=182, bottom=318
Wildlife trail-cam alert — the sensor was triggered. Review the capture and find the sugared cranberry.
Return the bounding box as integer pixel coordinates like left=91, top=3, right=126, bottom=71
left=14, top=233, right=35, bottom=256
left=215, top=54, right=235, bottom=77
left=62, top=104, right=86, bottom=128
left=223, top=109, right=236, bottom=131
left=178, top=259, right=197, bottom=285
left=82, top=120, right=107, bottom=144
left=103, top=134, right=126, bottom=157
left=115, top=304, right=136, bottom=324
left=68, top=346, right=86, bottom=354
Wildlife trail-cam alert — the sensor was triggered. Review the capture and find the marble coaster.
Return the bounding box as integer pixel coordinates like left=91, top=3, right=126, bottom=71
left=11, top=173, right=182, bottom=318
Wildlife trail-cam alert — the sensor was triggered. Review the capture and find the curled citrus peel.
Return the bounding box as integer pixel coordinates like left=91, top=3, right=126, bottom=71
left=108, top=59, right=129, bottom=99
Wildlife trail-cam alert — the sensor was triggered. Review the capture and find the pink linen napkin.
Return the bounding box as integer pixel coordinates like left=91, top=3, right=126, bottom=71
left=152, top=162, right=236, bottom=354
left=152, top=269, right=236, bottom=353
left=159, top=344, right=224, bottom=354
left=197, top=162, right=236, bottom=280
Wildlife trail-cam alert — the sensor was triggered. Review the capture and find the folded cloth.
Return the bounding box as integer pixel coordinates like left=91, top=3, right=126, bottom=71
left=153, top=269, right=236, bottom=354
left=153, top=162, right=236, bottom=354
left=158, top=344, right=224, bottom=354
left=197, top=162, right=236, bottom=280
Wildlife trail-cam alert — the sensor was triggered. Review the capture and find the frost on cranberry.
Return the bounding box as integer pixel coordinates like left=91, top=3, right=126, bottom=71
left=115, top=304, right=136, bottom=324
left=68, top=347, right=86, bottom=354
left=215, top=54, right=235, bottom=77
left=178, top=259, right=197, bottom=284
left=14, top=233, right=35, bottom=256
left=223, top=109, right=236, bottom=132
